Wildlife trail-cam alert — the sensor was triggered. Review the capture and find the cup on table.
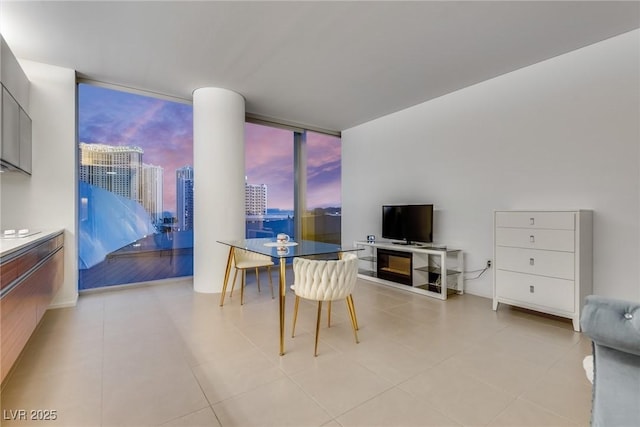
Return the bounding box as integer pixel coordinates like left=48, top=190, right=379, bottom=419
left=276, top=233, right=290, bottom=244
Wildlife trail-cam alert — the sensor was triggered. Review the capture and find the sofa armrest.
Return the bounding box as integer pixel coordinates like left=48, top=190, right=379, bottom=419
left=580, top=295, right=640, bottom=356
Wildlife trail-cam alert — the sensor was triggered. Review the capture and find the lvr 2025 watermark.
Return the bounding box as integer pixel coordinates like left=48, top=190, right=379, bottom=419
left=3, top=409, right=58, bottom=421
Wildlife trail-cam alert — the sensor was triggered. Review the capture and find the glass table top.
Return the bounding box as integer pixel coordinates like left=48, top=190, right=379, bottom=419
left=217, top=238, right=360, bottom=259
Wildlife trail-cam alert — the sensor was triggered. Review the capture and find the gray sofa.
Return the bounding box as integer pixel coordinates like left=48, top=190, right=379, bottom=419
left=580, top=295, right=640, bottom=427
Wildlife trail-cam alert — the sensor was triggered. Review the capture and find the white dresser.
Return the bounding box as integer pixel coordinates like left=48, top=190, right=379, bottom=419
left=493, top=210, right=593, bottom=331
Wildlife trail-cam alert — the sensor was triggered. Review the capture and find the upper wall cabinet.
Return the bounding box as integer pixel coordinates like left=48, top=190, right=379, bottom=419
left=0, top=35, right=31, bottom=175
left=19, top=106, right=32, bottom=174
left=1, top=87, right=20, bottom=167
left=1, top=85, right=31, bottom=174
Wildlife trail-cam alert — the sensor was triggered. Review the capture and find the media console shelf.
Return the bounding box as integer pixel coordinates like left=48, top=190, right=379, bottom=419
left=354, top=240, right=463, bottom=300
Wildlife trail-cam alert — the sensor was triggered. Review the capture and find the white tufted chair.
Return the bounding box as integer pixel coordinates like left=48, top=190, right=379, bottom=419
left=228, top=248, right=274, bottom=305
left=291, top=252, right=359, bottom=356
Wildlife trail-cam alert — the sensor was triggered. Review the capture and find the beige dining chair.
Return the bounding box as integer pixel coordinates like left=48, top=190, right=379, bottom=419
left=290, top=252, right=359, bottom=356
left=229, top=248, right=274, bottom=305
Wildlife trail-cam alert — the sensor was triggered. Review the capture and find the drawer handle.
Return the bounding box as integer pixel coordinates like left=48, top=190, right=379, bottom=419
left=530, top=217, right=535, bottom=225
left=530, top=235, right=535, bottom=243
left=529, top=285, right=535, bottom=293
left=529, top=258, right=535, bottom=266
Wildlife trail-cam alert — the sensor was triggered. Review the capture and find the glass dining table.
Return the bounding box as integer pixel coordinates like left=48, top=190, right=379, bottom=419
left=217, top=238, right=361, bottom=355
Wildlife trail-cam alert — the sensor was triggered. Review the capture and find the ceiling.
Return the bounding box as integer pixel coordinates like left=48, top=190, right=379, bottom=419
left=1, top=1, right=638, bottom=132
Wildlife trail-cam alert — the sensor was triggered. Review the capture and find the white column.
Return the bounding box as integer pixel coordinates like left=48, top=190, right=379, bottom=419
left=192, top=88, right=245, bottom=293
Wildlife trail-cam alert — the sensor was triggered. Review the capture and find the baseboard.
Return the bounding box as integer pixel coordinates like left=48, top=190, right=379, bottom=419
left=48, top=292, right=78, bottom=309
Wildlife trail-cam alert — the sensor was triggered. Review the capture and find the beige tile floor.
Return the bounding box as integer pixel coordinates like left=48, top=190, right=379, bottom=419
left=1, top=273, right=593, bottom=426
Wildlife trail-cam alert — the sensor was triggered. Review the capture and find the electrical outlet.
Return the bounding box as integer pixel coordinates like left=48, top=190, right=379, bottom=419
left=487, top=260, right=492, bottom=268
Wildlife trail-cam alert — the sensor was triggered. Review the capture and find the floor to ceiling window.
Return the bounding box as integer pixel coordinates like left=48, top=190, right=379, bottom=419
left=301, top=131, right=342, bottom=243
left=77, top=83, right=194, bottom=290
left=244, top=122, right=295, bottom=239
left=244, top=122, right=341, bottom=244
left=77, top=85, right=339, bottom=289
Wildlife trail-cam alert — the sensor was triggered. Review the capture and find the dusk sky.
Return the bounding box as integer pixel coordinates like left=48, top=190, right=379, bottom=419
left=245, top=124, right=342, bottom=209
left=78, top=84, right=341, bottom=213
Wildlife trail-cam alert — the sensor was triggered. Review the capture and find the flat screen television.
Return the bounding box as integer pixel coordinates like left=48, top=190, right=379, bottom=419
left=382, top=204, right=433, bottom=244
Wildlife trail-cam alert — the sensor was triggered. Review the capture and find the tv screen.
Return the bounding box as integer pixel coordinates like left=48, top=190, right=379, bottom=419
left=382, top=204, right=433, bottom=244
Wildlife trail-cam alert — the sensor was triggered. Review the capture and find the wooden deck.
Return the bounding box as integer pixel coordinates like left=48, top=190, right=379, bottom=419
left=79, top=247, right=193, bottom=290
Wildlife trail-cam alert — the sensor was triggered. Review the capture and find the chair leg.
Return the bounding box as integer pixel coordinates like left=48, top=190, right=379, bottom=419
left=268, top=267, right=274, bottom=299
left=347, top=294, right=359, bottom=330
left=291, top=295, right=300, bottom=338
left=230, top=268, right=239, bottom=297
left=256, top=267, right=261, bottom=292
left=315, top=301, right=323, bottom=357
left=240, top=270, right=246, bottom=305
left=327, top=301, right=332, bottom=328
left=346, top=297, right=359, bottom=344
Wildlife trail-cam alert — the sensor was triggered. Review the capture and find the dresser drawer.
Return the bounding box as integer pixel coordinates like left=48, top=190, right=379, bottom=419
left=495, top=246, right=574, bottom=280
left=495, top=270, right=575, bottom=313
left=495, top=211, right=575, bottom=230
left=495, top=228, right=575, bottom=252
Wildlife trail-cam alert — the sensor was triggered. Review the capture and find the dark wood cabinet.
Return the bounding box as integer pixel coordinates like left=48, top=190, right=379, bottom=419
left=0, top=232, right=64, bottom=383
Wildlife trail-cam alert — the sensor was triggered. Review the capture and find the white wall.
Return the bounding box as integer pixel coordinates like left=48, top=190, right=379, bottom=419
left=342, top=30, right=640, bottom=302
left=0, top=60, right=78, bottom=307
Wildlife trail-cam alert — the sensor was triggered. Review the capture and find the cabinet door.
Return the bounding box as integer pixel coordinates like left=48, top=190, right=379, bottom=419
left=0, top=88, right=2, bottom=158
left=0, top=277, right=38, bottom=383
left=19, top=108, right=31, bottom=173
left=1, top=87, right=20, bottom=167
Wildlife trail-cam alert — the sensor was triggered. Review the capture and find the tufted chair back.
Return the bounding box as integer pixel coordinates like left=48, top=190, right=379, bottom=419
left=292, top=253, right=358, bottom=302
left=234, top=248, right=273, bottom=266
left=221, top=248, right=274, bottom=305
left=291, top=252, right=360, bottom=356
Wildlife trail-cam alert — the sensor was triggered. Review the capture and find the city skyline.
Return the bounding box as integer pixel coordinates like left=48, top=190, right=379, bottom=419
left=78, top=84, right=341, bottom=212
left=78, top=84, right=192, bottom=212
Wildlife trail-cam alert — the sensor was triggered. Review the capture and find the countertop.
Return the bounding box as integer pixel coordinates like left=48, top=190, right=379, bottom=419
left=0, top=229, right=64, bottom=260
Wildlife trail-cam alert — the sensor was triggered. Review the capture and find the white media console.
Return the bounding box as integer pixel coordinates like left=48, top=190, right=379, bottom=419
left=354, top=240, right=464, bottom=300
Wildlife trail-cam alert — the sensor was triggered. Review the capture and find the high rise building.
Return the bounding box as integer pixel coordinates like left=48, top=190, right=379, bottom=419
left=79, top=142, right=143, bottom=203
left=245, top=179, right=267, bottom=216
left=176, top=166, right=194, bottom=231
left=142, top=163, right=163, bottom=224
